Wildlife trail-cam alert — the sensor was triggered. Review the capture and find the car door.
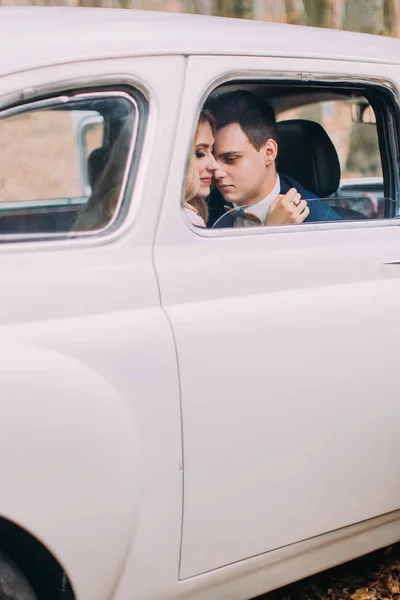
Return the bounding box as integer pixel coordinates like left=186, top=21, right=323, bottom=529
left=154, top=55, right=400, bottom=579
left=0, top=56, right=185, bottom=600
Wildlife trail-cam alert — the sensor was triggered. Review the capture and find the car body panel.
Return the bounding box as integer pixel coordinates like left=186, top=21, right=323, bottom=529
left=0, top=308, right=183, bottom=600
left=0, top=52, right=186, bottom=599
left=0, top=342, right=138, bottom=599
left=154, top=54, right=400, bottom=579
left=2, top=6, right=400, bottom=78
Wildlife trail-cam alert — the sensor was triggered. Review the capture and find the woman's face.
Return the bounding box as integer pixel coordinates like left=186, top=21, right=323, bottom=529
left=195, top=120, right=218, bottom=199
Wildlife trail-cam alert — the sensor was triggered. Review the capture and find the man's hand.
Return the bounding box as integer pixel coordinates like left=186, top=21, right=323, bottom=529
left=266, top=188, right=310, bottom=225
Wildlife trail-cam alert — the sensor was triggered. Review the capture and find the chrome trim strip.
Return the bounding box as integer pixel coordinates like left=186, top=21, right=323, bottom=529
left=186, top=215, right=400, bottom=238
left=0, top=95, right=70, bottom=118
left=0, top=198, right=86, bottom=211
left=0, top=73, right=150, bottom=110
left=202, top=71, right=400, bottom=116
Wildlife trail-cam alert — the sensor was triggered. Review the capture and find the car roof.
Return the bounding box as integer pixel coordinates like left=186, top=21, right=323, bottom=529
left=1, top=6, right=400, bottom=76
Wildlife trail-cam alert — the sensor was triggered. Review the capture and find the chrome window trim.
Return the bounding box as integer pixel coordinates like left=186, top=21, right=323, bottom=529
left=183, top=70, right=400, bottom=238
left=0, top=95, right=71, bottom=118
left=0, top=73, right=150, bottom=111
left=188, top=214, right=400, bottom=238
left=76, top=112, right=105, bottom=198
left=0, top=198, right=87, bottom=211
left=0, top=75, right=150, bottom=245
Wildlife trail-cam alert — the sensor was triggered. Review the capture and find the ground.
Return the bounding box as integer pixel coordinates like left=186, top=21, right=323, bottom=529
left=257, top=543, right=400, bottom=600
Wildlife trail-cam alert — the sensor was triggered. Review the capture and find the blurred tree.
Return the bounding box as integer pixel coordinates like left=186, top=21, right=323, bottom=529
left=285, top=0, right=306, bottom=24
left=383, top=0, right=400, bottom=36
left=78, top=0, right=105, bottom=6
left=262, top=0, right=287, bottom=22
left=326, top=0, right=345, bottom=28
left=344, top=0, right=384, bottom=176
left=252, top=0, right=265, bottom=20
left=192, top=0, right=212, bottom=14
left=213, top=0, right=252, bottom=18
left=181, top=0, right=211, bottom=14
left=344, top=0, right=384, bottom=34
left=303, top=0, right=344, bottom=28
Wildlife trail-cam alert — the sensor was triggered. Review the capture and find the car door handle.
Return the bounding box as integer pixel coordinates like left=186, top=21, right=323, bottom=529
left=383, top=260, right=400, bottom=265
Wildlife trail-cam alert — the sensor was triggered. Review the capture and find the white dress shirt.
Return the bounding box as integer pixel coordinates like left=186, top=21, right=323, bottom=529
left=233, top=174, right=280, bottom=227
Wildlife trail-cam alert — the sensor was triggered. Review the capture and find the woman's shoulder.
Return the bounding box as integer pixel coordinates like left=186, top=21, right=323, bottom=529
left=184, top=206, right=206, bottom=227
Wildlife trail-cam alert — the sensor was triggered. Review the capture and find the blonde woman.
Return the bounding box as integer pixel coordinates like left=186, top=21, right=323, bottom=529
left=184, top=110, right=218, bottom=227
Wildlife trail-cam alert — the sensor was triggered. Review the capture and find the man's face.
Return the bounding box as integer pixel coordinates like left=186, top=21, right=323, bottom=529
left=213, top=123, right=272, bottom=206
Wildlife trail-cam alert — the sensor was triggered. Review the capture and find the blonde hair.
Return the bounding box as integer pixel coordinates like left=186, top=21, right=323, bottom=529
left=185, top=109, right=216, bottom=225
left=184, top=150, right=200, bottom=208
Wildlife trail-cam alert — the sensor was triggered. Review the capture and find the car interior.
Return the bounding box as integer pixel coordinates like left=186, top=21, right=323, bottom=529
left=206, top=80, right=397, bottom=227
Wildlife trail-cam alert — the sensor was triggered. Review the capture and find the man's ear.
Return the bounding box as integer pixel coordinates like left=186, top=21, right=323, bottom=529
left=262, top=139, right=278, bottom=166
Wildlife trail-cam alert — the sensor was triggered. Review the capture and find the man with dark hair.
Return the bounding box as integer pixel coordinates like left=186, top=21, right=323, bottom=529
left=207, top=90, right=340, bottom=228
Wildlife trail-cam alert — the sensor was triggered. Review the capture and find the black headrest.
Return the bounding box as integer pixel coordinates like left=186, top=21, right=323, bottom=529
left=277, top=119, right=340, bottom=198
left=88, top=147, right=109, bottom=189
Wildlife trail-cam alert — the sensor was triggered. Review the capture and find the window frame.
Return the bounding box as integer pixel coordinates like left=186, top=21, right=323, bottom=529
left=183, top=71, right=400, bottom=237
left=0, top=85, right=146, bottom=243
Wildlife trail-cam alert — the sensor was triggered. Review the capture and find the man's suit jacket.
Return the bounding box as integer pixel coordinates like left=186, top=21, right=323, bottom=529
left=210, top=173, right=341, bottom=228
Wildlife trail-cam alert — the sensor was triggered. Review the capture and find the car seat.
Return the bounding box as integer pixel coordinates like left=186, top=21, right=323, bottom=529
left=277, top=119, right=366, bottom=220
left=87, top=147, right=109, bottom=190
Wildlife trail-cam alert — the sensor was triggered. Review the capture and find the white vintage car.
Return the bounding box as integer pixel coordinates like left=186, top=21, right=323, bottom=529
left=0, top=6, right=400, bottom=600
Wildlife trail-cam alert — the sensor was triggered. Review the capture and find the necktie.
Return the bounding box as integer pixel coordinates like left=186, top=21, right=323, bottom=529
left=224, top=206, right=262, bottom=225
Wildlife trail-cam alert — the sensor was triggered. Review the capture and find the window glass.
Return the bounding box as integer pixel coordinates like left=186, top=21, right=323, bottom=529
left=186, top=84, right=394, bottom=230
left=0, top=92, right=138, bottom=236
left=278, top=99, right=382, bottom=179
left=0, top=110, right=89, bottom=202
left=277, top=98, right=385, bottom=220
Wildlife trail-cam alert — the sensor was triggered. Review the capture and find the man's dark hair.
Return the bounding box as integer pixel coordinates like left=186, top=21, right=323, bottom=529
left=206, top=90, right=279, bottom=151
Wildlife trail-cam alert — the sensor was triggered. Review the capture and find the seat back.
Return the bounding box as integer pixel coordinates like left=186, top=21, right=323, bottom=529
left=87, top=147, right=109, bottom=190
left=276, top=119, right=341, bottom=198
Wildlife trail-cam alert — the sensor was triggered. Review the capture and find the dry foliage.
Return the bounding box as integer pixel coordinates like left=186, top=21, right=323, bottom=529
left=256, top=544, right=400, bottom=600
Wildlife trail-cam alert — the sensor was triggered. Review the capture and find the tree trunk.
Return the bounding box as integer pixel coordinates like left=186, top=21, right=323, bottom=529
left=325, top=0, right=345, bottom=28
left=343, top=0, right=384, bottom=177
left=192, top=0, right=212, bottom=14
left=343, top=0, right=385, bottom=34
left=285, top=0, right=306, bottom=24
left=263, top=0, right=287, bottom=23
left=214, top=0, right=232, bottom=17
left=214, top=0, right=251, bottom=17
left=383, top=0, right=400, bottom=36
left=303, top=0, right=344, bottom=28
left=252, top=0, right=265, bottom=20
left=303, top=0, right=324, bottom=26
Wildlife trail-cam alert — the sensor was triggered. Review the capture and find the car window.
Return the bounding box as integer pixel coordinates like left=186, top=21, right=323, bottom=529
left=184, top=82, right=397, bottom=230
left=1, top=108, right=105, bottom=203
left=0, top=90, right=142, bottom=238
